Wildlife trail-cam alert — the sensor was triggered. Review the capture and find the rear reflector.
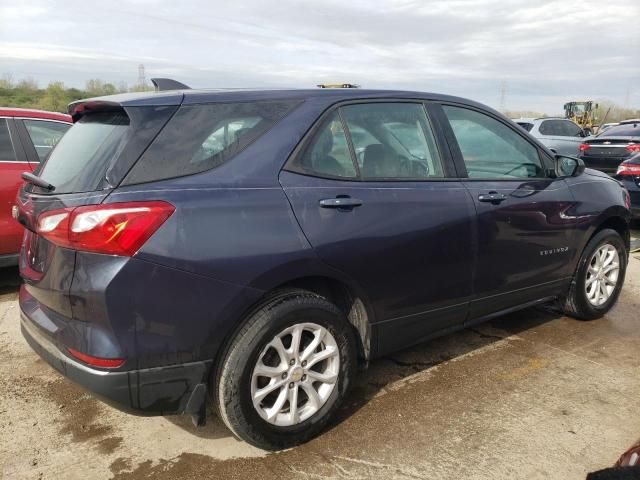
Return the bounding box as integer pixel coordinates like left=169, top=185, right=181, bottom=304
left=36, top=201, right=175, bottom=256
left=67, top=348, right=125, bottom=368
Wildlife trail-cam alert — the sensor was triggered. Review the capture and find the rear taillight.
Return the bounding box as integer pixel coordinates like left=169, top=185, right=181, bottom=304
left=578, top=143, right=590, bottom=152
left=625, top=143, right=640, bottom=153
left=617, top=163, right=640, bottom=176
left=36, top=201, right=175, bottom=256
left=67, top=348, right=125, bottom=368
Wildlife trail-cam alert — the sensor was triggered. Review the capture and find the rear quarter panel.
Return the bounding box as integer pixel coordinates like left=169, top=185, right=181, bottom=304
left=103, top=180, right=357, bottom=367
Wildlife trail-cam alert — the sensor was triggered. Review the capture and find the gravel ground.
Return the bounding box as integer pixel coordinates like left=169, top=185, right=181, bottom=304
left=1, top=228, right=639, bottom=480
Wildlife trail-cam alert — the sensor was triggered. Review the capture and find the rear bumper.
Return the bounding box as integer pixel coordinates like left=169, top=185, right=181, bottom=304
left=580, top=155, right=628, bottom=175
left=0, top=254, right=18, bottom=268
left=21, top=308, right=211, bottom=416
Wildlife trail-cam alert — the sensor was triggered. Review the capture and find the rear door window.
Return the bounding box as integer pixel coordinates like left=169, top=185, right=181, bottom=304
left=295, top=111, right=357, bottom=178
left=539, top=119, right=582, bottom=137
left=341, top=103, right=444, bottom=179
left=124, top=101, right=299, bottom=185
left=0, top=119, right=16, bottom=161
left=22, top=120, right=70, bottom=161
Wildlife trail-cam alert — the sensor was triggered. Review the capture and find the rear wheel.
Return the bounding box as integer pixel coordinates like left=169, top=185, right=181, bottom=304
left=562, top=229, right=627, bottom=320
left=215, top=290, right=357, bottom=450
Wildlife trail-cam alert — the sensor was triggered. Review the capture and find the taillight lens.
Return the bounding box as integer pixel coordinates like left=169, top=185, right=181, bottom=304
left=36, top=201, right=175, bottom=256
left=625, top=143, right=640, bottom=153
left=578, top=143, right=590, bottom=152
left=67, top=348, right=125, bottom=368
left=617, top=163, right=640, bottom=176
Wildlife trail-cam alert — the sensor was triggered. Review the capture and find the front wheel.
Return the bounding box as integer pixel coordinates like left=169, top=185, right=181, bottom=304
left=562, top=229, right=628, bottom=320
left=214, top=290, right=357, bottom=450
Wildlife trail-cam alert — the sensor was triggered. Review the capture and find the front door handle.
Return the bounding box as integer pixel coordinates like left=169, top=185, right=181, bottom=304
left=319, top=197, right=363, bottom=209
left=478, top=192, right=507, bottom=203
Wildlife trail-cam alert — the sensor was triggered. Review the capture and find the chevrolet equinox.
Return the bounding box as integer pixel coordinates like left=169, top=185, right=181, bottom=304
left=16, top=83, right=631, bottom=450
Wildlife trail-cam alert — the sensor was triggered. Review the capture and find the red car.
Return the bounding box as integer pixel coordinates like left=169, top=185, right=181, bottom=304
left=0, top=108, right=71, bottom=267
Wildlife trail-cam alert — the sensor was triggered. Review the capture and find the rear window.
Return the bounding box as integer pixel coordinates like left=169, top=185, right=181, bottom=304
left=598, top=124, right=640, bottom=137
left=516, top=122, right=533, bottom=132
left=36, top=106, right=176, bottom=194
left=123, top=100, right=299, bottom=185
left=36, top=111, right=128, bottom=192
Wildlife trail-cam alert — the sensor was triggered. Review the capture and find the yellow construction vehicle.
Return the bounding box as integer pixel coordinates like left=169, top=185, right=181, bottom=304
left=317, top=83, right=360, bottom=89
left=564, top=100, right=598, bottom=134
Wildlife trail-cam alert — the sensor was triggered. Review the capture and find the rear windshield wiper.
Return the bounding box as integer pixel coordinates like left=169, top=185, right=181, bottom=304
left=21, top=172, right=55, bottom=192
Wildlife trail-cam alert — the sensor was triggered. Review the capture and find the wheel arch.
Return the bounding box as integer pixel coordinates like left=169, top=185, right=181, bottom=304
left=214, top=273, right=374, bottom=383
left=594, top=214, right=631, bottom=251
left=273, top=275, right=373, bottom=362
left=570, top=210, right=630, bottom=279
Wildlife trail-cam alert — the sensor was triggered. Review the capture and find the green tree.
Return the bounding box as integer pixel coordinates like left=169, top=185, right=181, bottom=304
left=85, top=79, right=119, bottom=97
left=17, top=78, right=38, bottom=91
left=39, top=81, right=69, bottom=112
left=0, top=73, right=14, bottom=89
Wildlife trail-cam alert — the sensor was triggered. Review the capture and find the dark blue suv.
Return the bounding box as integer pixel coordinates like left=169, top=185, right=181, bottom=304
left=16, top=84, right=631, bottom=450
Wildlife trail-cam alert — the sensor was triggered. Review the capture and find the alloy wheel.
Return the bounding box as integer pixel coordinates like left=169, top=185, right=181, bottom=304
left=250, top=322, right=340, bottom=427
left=585, top=243, right=620, bottom=307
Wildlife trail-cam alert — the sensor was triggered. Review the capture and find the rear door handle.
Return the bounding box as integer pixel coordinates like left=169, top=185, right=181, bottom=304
left=478, top=192, right=507, bottom=203
left=319, top=197, right=363, bottom=209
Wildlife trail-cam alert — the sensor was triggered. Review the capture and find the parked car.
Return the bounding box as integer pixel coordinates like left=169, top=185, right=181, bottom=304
left=578, top=122, right=640, bottom=175
left=615, top=153, right=640, bottom=218
left=0, top=108, right=71, bottom=267
left=514, top=117, right=588, bottom=156
left=16, top=86, right=631, bottom=450
left=598, top=122, right=619, bottom=134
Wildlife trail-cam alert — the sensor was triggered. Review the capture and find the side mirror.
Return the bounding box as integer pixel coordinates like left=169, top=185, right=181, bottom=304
left=556, top=155, right=585, bottom=178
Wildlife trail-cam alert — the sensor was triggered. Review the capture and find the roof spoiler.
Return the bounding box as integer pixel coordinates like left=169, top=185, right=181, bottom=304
left=67, top=100, right=123, bottom=122
left=151, top=78, right=191, bottom=91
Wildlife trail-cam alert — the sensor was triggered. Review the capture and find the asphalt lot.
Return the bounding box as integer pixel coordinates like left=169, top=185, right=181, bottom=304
left=1, top=228, right=639, bottom=480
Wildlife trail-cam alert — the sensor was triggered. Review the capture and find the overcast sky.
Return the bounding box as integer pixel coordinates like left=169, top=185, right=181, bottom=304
left=1, top=0, right=638, bottom=113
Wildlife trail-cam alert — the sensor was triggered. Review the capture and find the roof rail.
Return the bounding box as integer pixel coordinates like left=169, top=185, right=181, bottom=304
left=150, top=78, right=191, bottom=91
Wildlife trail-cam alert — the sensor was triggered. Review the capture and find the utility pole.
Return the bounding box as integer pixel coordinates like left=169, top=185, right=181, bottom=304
left=499, top=81, right=508, bottom=113
left=138, top=64, right=146, bottom=89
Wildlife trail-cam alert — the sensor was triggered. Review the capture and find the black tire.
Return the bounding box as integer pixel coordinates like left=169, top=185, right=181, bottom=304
left=562, top=229, right=628, bottom=320
left=214, top=289, right=357, bottom=450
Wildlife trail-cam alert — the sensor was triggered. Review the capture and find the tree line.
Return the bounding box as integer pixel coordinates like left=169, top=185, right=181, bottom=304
left=0, top=75, right=152, bottom=113
left=1, top=74, right=638, bottom=123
